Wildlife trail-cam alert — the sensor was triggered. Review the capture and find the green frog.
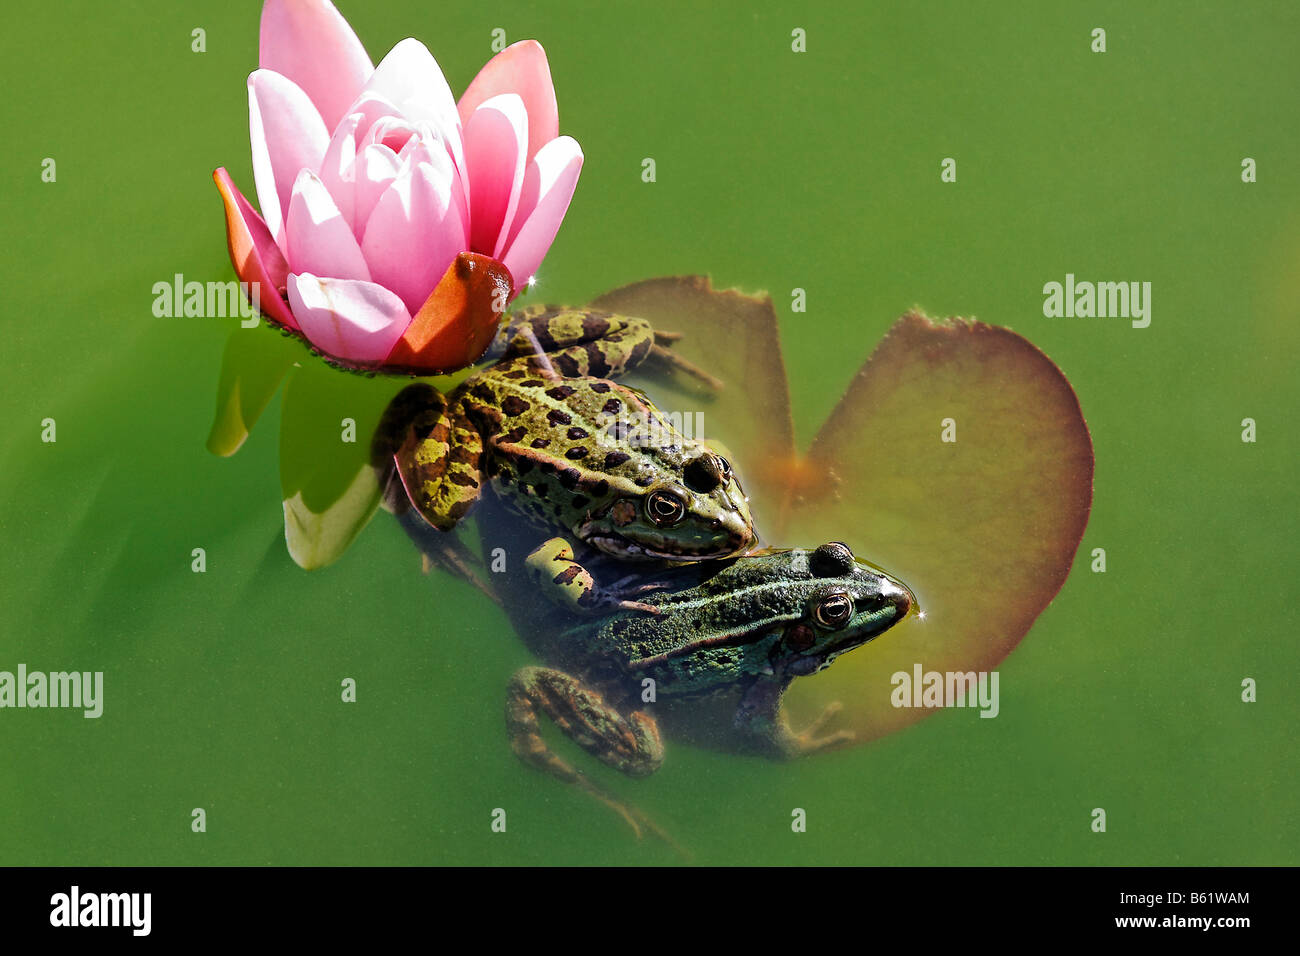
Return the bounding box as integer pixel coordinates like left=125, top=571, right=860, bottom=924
left=502, top=540, right=915, bottom=837
left=379, top=305, right=756, bottom=610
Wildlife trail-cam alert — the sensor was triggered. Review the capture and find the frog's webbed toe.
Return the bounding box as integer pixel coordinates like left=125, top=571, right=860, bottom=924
left=787, top=701, right=858, bottom=757
left=647, top=343, right=724, bottom=393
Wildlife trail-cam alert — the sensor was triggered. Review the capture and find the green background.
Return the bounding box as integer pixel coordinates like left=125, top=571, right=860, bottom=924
left=1, top=0, right=1296, bottom=865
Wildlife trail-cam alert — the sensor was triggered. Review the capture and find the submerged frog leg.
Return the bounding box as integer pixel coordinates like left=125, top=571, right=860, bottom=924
left=391, top=389, right=485, bottom=532
left=788, top=701, right=857, bottom=756
left=645, top=344, right=725, bottom=392
left=733, top=674, right=855, bottom=759
left=524, top=537, right=662, bottom=615
left=394, top=510, right=502, bottom=606
left=506, top=666, right=681, bottom=849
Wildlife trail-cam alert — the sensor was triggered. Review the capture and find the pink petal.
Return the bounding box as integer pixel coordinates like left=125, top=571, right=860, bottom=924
left=501, top=136, right=583, bottom=287
left=360, top=39, right=468, bottom=213
left=352, top=144, right=402, bottom=240
left=317, top=112, right=362, bottom=228
left=285, top=169, right=371, bottom=281
left=248, top=69, right=330, bottom=249
left=287, top=273, right=413, bottom=363
left=259, top=0, right=374, bottom=130
left=462, top=94, right=528, bottom=259
left=360, top=144, right=467, bottom=314
left=458, top=40, right=559, bottom=165
left=341, top=91, right=404, bottom=140
left=317, top=96, right=406, bottom=231
left=212, top=167, right=299, bottom=330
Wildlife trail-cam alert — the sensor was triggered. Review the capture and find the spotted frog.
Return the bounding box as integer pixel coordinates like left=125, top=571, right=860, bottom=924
left=381, top=306, right=755, bottom=607
left=504, top=541, right=915, bottom=836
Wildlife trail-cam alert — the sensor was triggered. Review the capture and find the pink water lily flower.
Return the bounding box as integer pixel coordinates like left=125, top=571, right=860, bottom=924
left=214, top=0, right=584, bottom=371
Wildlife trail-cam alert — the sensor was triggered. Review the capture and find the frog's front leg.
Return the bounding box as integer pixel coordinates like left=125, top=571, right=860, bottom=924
left=524, top=537, right=662, bottom=615
left=506, top=666, right=677, bottom=846
left=734, top=675, right=856, bottom=759
left=390, top=389, right=485, bottom=532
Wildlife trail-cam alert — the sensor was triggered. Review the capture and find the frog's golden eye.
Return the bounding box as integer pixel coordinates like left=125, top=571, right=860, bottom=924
left=646, top=489, right=687, bottom=526
left=813, top=591, right=853, bottom=629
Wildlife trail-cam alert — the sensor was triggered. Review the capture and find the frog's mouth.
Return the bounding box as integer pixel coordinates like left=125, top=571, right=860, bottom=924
left=583, top=531, right=723, bottom=562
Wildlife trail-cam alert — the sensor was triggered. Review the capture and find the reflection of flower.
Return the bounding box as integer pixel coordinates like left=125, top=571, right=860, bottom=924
left=213, top=0, right=583, bottom=371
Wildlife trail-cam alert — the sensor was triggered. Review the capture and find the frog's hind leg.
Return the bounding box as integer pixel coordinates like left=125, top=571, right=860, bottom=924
left=504, top=305, right=722, bottom=391
left=390, top=389, right=484, bottom=533
left=506, top=667, right=681, bottom=849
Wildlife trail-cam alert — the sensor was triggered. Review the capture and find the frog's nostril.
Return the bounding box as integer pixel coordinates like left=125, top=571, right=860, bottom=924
left=879, top=579, right=913, bottom=618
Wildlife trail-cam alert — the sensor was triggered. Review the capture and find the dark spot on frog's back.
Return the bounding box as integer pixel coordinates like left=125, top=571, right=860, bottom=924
left=566, top=426, right=589, bottom=440
left=500, top=426, right=527, bottom=444
left=547, top=410, right=572, bottom=427
left=557, top=467, right=582, bottom=489
left=500, top=395, right=530, bottom=416
left=502, top=368, right=527, bottom=380
left=589, top=381, right=611, bottom=394
left=565, top=447, right=588, bottom=460
left=546, top=385, right=576, bottom=400
left=604, top=451, right=631, bottom=468
left=469, top=383, right=495, bottom=403
left=601, top=398, right=622, bottom=415
left=448, top=471, right=478, bottom=488
left=530, top=437, right=550, bottom=449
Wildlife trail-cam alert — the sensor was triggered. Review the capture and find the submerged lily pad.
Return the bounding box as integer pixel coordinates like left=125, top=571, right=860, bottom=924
left=593, top=278, right=1094, bottom=748
left=779, top=312, right=1094, bottom=742
left=206, top=327, right=300, bottom=457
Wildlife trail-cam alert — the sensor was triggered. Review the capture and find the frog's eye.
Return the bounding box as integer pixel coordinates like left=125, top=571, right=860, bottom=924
left=717, top=457, right=732, bottom=480
left=683, top=454, right=725, bottom=493
left=810, top=542, right=855, bottom=577
left=813, top=591, right=854, bottom=629
left=645, top=489, right=687, bottom=526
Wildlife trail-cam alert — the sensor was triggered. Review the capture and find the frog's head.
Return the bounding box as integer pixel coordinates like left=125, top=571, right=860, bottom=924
left=773, top=542, right=915, bottom=676
left=578, top=449, right=755, bottom=561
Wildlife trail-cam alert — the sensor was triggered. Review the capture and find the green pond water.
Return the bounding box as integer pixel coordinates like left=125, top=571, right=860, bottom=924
left=1, top=0, right=1296, bottom=865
